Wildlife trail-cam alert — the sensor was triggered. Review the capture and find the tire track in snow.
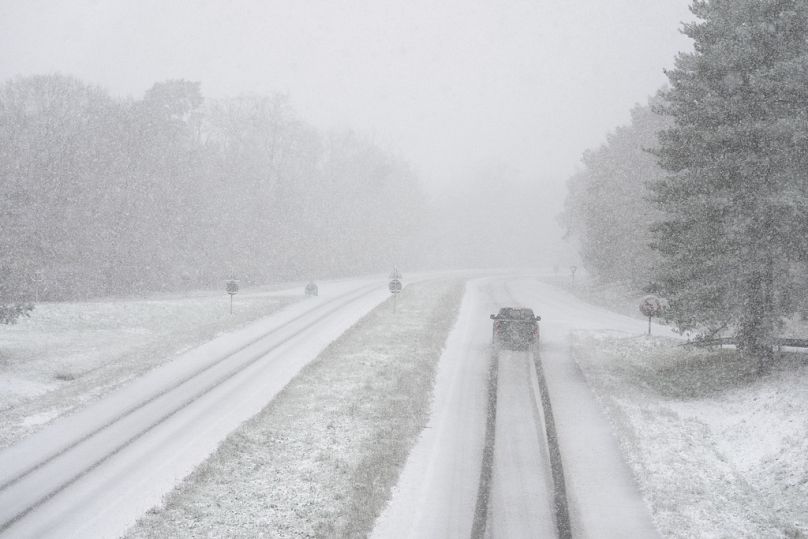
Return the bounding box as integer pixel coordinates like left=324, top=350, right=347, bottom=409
left=0, top=281, right=383, bottom=535
left=483, top=279, right=570, bottom=538
left=530, top=347, right=572, bottom=539
left=470, top=348, right=498, bottom=539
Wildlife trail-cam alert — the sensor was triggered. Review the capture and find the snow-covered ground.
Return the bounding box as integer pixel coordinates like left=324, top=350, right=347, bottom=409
left=118, top=274, right=660, bottom=537
left=0, top=283, right=303, bottom=449
left=371, top=277, right=492, bottom=538
left=487, top=350, right=556, bottom=538
left=0, top=277, right=396, bottom=538
left=539, top=273, right=652, bottom=321
left=3, top=271, right=802, bottom=538
left=126, top=277, right=465, bottom=538
left=375, top=276, right=660, bottom=538
left=571, top=333, right=808, bottom=538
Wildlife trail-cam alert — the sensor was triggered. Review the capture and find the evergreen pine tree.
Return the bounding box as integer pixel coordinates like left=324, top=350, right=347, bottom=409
left=652, top=0, right=808, bottom=362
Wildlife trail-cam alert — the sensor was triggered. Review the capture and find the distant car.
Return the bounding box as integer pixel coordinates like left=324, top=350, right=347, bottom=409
left=305, top=282, right=318, bottom=296
left=490, top=307, right=541, bottom=350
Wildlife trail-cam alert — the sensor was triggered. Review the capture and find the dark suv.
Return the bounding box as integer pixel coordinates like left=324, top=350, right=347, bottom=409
left=490, top=307, right=541, bottom=350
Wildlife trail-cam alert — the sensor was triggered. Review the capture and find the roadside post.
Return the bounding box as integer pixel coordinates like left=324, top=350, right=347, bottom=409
left=570, top=265, right=577, bottom=287
left=31, top=270, right=44, bottom=303
left=639, top=295, right=667, bottom=335
left=226, top=278, right=239, bottom=314
left=389, top=278, right=402, bottom=312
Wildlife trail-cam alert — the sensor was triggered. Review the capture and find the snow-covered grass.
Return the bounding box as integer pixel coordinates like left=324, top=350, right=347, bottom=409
left=126, top=278, right=465, bottom=538
left=0, top=286, right=299, bottom=449
left=571, top=332, right=808, bottom=538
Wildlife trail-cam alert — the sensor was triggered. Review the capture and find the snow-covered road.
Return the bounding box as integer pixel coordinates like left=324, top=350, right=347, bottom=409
left=487, top=350, right=556, bottom=538
left=511, top=278, right=662, bottom=538
left=371, top=277, right=491, bottom=538
left=1, top=273, right=672, bottom=538
left=374, top=275, right=664, bottom=537
left=0, top=278, right=392, bottom=538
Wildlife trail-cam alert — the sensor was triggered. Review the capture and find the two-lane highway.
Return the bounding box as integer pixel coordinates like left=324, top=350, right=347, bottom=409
left=373, top=275, right=661, bottom=538
left=0, top=279, right=392, bottom=538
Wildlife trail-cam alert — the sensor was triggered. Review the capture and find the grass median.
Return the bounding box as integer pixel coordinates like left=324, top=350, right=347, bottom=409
left=127, top=278, right=465, bottom=538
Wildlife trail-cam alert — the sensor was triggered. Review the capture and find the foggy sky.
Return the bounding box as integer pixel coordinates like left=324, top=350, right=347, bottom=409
left=0, top=0, right=692, bottom=195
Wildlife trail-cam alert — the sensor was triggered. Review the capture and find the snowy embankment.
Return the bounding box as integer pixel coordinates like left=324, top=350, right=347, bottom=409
left=0, top=285, right=300, bottom=449
left=126, top=278, right=464, bottom=538
left=571, top=333, right=808, bottom=538
left=540, top=274, right=648, bottom=321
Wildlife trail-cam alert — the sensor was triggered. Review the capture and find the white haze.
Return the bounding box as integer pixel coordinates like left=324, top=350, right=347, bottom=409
left=0, top=0, right=693, bottom=270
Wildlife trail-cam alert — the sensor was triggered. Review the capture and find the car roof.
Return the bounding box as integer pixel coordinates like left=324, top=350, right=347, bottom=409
left=497, top=307, right=535, bottom=318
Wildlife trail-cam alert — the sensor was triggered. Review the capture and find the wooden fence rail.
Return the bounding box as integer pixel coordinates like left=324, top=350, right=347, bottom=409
left=686, top=337, right=808, bottom=348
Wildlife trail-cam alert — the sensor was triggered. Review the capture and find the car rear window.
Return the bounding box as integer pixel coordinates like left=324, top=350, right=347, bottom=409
left=497, top=308, right=534, bottom=319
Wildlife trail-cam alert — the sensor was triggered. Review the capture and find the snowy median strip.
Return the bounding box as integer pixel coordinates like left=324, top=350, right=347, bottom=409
left=126, top=278, right=464, bottom=538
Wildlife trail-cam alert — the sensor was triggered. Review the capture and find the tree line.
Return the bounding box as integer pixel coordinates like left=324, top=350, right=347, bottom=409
left=0, top=74, right=425, bottom=317
left=563, top=0, right=808, bottom=362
